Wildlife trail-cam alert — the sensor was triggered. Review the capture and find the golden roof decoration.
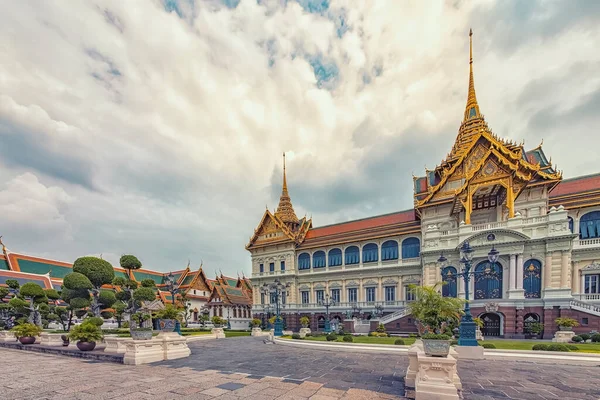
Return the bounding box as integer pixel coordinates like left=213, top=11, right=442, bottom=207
left=274, top=152, right=300, bottom=225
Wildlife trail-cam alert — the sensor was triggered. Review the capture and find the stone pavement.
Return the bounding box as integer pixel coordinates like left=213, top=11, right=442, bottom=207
left=0, top=347, right=404, bottom=399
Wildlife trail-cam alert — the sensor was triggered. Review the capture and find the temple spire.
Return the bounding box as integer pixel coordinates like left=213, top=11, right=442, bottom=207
left=463, top=29, right=481, bottom=122
left=275, top=152, right=300, bottom=226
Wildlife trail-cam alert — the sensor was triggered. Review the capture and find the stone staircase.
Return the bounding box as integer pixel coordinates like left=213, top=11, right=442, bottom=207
left=379, top=308, right=410, bottom=325
left=570, top=299, right=600, bottom=317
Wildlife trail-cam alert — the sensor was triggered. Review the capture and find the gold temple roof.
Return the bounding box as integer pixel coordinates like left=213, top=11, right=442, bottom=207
left=274, top=153, right=300, bottom=225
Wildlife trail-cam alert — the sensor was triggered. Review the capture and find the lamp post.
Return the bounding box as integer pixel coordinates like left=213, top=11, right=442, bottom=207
left=374, top=303, right=384, bottom=319
left=260, top=279, right=290, bottom=337
left=352, top=303, right=362, bottom=320
left=438, top=241, right=500, bottom=346
left=262, top=304, right=273, bottom=329
left=164, top=272, right=182, bottom=334
left=319, top=293, right=337, bottom=333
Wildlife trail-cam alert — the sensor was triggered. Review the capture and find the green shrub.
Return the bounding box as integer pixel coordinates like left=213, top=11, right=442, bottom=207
left=591, top=334, right=600, bottom=343
left=299, top=316, right=310, bottom=327
left=251, top=318, right=261, bottom=327
left=11, top=323, right=42, bottom=338
left=376, top=323, right=386, bottom=333
left=19, top=282, right=46, bottom=299
left=532, top=344, right=549, bottom=351
left=73, top=257, right=115, bottom=288
left=571, top=335, right=583, bottom=343
left=305, top=333, right=312, bottom=337
left=343, top=335, right=353, bottom=343
left=368, top=332, right=374, bottom=337
left=69, top=322, right=103, bottom=343
left=156, top=304, right=181, bottom=320
left=326, top=333, right=338, bottom=341
left=85, top=316, right=105, bottom=327
left=292, top=333, right=301, bottom=340
left=579, top=333, right=591, bottom=341
left=394, top=339, right=405, bottom=345
left=119, top=255, right=142, bottom=270
left=546, top=344, right=570, bottom=352
left=565, top=344, right=579, bottom=351
left=481, top=343, right=496, bottom=349
left=409, top=334, right=418, bottom=338
left=122, top=321, right=130, bottom=328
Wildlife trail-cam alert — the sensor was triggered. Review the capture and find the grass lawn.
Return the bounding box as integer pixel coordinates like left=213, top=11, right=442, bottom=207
left=300, top=335, right=416, bottom=345
left=224, top=331, right=251, bottom=338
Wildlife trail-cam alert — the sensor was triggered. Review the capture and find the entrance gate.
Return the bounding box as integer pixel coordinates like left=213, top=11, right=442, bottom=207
left=480, top=313, right=501, bottom=336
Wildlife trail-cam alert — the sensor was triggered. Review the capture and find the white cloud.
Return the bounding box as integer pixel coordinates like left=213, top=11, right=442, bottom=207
left=0, top=0, right=598, bottom=273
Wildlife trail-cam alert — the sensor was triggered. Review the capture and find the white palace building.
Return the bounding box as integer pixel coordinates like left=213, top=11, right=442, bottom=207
left=246, top=33, right=600, bottom=338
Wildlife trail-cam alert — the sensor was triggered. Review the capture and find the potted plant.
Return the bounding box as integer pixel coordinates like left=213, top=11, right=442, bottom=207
left=11, top=323, right=42, bottom=345
left=251, top=318, right=261, bottom=328
left=211, top=316, right=224, bottom=328
left=300, top=316, right=310, bottom=328
left=406, top=283, right=465, bottom=357
left=130, top=312, right=152, bottom=340
left=69, top=321, right=103, bottom=351
left=156, top=304, right=180, bottom=332
left=555, top=317, right=579, bottom=331
left=526, top=322, right=544, bottom=339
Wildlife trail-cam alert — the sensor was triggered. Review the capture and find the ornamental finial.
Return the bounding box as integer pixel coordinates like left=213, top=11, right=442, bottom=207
left=463, top=28, right=481, bottom=122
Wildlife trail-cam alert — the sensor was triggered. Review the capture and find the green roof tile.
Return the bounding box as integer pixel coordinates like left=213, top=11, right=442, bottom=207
left=226, top=279, right=237, bottom=287
left=182, top=274, right=195, bottom=285
left=132, top=270, right=163, bottom=284
left=0, top=259, right=8, bottom=270
left=18, top=259, right=72, bottom=279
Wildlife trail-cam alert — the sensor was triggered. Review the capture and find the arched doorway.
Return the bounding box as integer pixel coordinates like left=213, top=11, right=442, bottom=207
left=523, top=313, right=541, bottom=338
left=317, top=316, right=325, bottom=330
left=331, top=316, right=342, bottom=332
left=480, top=313, right=501, bottom=337
left=474, top=261, right=503, bottom=299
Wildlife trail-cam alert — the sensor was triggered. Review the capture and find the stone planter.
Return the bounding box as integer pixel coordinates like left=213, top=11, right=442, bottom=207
left=211, top=327, right=225, bottom=339
left=559, top=326, right=573, bottom=332
left=552, top=330, right=575, bottom=343
left=0, top=330, right=15, bottom=342
left=40, top=332, right=64, bottom=347
left=18, top=336, right=36, bottom=345
left=130, top=329, right=153, bottom=340
left=475, top=328, right=484, bottom=341
left=299, top=328, right=311, bottom=338
left=158, top=319, right=176, bottom=332
left=251, top=327, right=263, bottom=337
left=76, top=341, right=97, bottom=351
left=422, top=339, right=451, bottom=357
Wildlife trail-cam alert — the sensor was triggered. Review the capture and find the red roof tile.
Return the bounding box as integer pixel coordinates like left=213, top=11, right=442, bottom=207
left=305, top=210, right=417, bottom=239
left=550, top=173, right=600, bottom=197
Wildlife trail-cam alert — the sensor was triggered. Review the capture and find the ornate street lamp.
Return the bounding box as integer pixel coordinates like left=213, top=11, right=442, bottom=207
left=374, top=303, right=384, bottom=319
left=319, top=293, right=337, bottom=333
left=260, top=279, right=290, bottom=337
left=438, top=242, right=500, bottom=346
left=351, top=303, right=362, bottom=320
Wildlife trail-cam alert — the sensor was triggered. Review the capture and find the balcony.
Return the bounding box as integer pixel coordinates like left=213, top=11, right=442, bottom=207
left=252, top=301, right=407, bottom=312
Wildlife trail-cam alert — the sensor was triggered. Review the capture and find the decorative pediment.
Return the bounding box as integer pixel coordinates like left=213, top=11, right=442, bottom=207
left=329, top=282, right=342, bottom=288
left=582, top=263, right=600, bottom=271
left=314, top=283, right=325, bottom=289
left=403, top=275, right=421, bottom=284
left=363, top=279, right=378, bottom=287
left=246, top=210, right=296, bottom=249
left=298, top=284, right=310, bottom=291
left=346, top=280, right=359, bottom=287
left=383, top=278, right=398, bottom=285
left=463, top=230, right=529, bottom=248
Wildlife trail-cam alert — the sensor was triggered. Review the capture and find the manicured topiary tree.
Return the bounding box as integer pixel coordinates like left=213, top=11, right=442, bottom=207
left=72, top=256, right=115, bottom=316
left=120, top=255, right=142, bottom=278
left=19, top=283, right=48, bottom=327
left=113, top=301, right=126, bottom=328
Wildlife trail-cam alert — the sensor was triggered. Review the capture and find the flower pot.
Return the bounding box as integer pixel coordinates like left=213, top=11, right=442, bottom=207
left=422, top=339, right=451, bottom=357
left=158, top=319, right=176, bottom=332
left=559, top=326, right=572, bottom=331
left=130, top=329, right=153, bottom=340
left=18, top=336, right=36, bottom=345
left=76, top=341, right=97, bottom=351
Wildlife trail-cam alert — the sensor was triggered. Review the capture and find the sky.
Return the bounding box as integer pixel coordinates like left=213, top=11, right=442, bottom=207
left=1, top=0, right=599, bottom=276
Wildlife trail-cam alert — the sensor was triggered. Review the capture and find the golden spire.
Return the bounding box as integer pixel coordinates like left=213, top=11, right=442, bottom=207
left=463, top=29, right=481, bottom=122
left=275, top=152, right=300, bottom=226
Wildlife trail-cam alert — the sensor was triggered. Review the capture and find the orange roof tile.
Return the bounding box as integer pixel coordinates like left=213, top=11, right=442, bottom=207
left=550, top=173, right=600, bottom=198
left=304, top=210, right=417, bottom=239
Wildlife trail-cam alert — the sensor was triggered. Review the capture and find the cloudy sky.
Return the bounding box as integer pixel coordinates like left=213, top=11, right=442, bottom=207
left=1, top=0, right=599, bottom=276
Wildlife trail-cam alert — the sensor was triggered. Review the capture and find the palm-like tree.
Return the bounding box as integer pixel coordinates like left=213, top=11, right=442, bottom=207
left=406, top=283, right=465, bottom=335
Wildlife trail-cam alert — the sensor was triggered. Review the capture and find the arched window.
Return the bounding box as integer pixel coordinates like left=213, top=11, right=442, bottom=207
left=298, top=253, right=311, bottom=270
left=568, top=217, right=573, bottom=233
left=402, top=238, right=420, bottom=259
left=523, top=259, right=542, bottom=298
left=474, top=261, right=503, bottom=299
left=442, top=266, right=458, bottom=298
left=345, top=246, right=359, bottom=265
left=580, top=211, right=600, bottom=239
left=313, top=251, right=326, bottom=268
left=362, top=243, right=378, bottom=263
left=381, top=240, right=399, bottom=261
left=328, top=249, right=342, bottom=266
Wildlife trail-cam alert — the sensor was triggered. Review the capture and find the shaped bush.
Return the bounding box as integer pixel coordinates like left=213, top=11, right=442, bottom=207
left=326, top=333, right=337, bottom=341
left=532, top=344, right=549, bottom=351
left=571, top=335, right=583, bottom=343
left=591, top=333, right=600, bottom=343
left=292, top=333, right=301, bottom=340
left=579, top=333, right=591, bottom=342
left=343, top=335, right=353, bottom=342
left=394, top=339, right=405, bottom=345
left=481, top=343, right=496, bottom=349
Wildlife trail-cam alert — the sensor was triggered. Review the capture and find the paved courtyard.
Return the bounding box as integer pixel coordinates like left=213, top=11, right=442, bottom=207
left=2, top=336, right=600, bottom=399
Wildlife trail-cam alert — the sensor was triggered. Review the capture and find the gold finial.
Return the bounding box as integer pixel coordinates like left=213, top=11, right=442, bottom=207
left=282, top=152, right=287, bottom=192
left=275, top=152, right=299, bottom=225
left=463, top=28, right=480, bottom=122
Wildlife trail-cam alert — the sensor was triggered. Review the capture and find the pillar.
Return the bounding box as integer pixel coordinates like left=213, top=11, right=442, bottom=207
left=458, top=274, right=465, bottom=298
left=516, top=254, right=524, bottom=290
left=572, top=262, right=581, bottom=294
left=509, top=254, right=516, bottom=290
left=544, top=252, right=553, bottom=289
left=560, top=251, right=569, bottom=288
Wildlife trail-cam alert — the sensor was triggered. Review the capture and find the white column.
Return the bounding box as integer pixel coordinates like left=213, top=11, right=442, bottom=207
left=560, top=251, right=569, bottom=288
left=544, top=253, right=553, bottom=289
left=509, top=254, right=516, bottom=290
left=516, top=254, right=524, bottom=290
left=458, top=273, right=465, bottom=298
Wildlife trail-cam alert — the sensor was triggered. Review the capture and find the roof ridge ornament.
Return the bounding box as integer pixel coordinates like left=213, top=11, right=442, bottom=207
left=463, top=29, right=481, bottom=122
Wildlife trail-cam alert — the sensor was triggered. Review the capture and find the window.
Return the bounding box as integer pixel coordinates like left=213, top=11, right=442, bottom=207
left=313, top=251, right=326, bottom=268
left=366, top=287, right=376, bottom=302
left=585, top=275, right=599, bottom=294
left=280, top=261, right=285, bottom=271
left=442, top=266, right=458, bottom=298
left=298, top=253, right=311, bottom=270
left=362, top=243, right=378, bottom=263
left=301, top=291, right=309, bottom=304
left=345, top=246, right=360, bottom=265
left=580, top=211, right=600, bottom=239
left=260, top=293, right=265, bottom=304
left=270, top=293, right=276, bottom=304
left=281, top=291, right=286, bottom=304
left=347, top=288, right=357, bottom=303
left=402, top=237, right=420, bottom=259
left=405, top=286, right=415, bottom=302
left=523, top=259, right=542, bottom=298
left=568, top=217, right=573, bottom=233
left=259, top=263, right=264, bottom=273
left=582, top=317, right=589, bottom=326
left=328, top=248, right=342, bottom=266
left=385, top=286, right=396, bottom=302
left=331, top=289, right=340, bottom=303
left=381, top=240, right=399, bottom=261
left=474, top=261, right=503, bottom=299
left=269, top=262, right=275, bottom=272
left=316, top=290, right=324, bottom=303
